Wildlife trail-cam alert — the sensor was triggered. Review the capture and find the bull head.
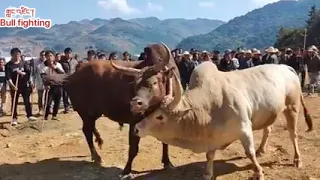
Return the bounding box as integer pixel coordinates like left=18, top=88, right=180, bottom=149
left=111, top=43, right=175, bottom=115
left=110, top=42, right=172, bottom=76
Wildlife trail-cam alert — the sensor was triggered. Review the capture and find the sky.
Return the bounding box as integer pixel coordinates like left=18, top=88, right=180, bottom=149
left=0, top=0, right=281, bottom=24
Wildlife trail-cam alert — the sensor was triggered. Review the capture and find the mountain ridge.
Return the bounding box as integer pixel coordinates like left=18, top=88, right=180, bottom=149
left=0, top=17, right=225, bottom=56
left=177, top=0, right=320, bottom=51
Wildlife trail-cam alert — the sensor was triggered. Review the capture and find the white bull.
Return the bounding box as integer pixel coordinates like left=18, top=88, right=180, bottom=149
left=134, top=62, right=313, bottom=180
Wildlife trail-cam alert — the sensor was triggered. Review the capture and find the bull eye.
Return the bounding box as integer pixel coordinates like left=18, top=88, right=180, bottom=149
left=153, top=81, right=157, bottom=85
left=156, top=115, right=164, bottom=120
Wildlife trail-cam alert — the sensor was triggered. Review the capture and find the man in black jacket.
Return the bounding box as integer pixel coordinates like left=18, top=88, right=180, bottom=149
left=5, top=48, right=37, bottom=125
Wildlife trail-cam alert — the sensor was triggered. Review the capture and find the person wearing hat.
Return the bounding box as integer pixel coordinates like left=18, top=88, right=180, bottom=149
left=178, top=51, right=195, bottom=90
left=304, top=46, right=320, bottom=94
left=243, top=49, right=254, bottom=69
left=251, top=49, right=262, bottom=66
left=218, top=50, right=238, bottom=72
left=286, top=47, right=305, bottom=88
left=200, top=50, right=211, bottom=62
left=262, top=46, right=279, bottom=64
left=280, top=48, right=293, bottom=64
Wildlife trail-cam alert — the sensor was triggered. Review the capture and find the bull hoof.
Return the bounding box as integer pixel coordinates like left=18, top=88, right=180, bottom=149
left=256, top=149, right=266, bottom=157
left=92, top=157, right=104, bottom=165
left=252, top=172, right=264, bottom=180
left=293, top=159, right=302, bottom=168
left=163, top=162, right=174, bottom=170
left=119, top=173, right=133, bottom=180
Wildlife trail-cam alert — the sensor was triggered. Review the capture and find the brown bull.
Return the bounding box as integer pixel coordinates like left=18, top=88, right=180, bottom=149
left=42, top=43, right=180, bottom=179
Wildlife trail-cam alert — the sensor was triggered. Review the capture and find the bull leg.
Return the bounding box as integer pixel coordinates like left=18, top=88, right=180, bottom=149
left=161, top=143, right=174, bottom=169
left=93, top=128, right=104, bottom=150
left=82, top=120, right=103, bottom=164
left=240, top=124, right=264, bottom=180
left=283, top=108, right=302, bottom=168
left=204, top=150, right=216, bottom=180
left=256, top=126, right=272, bottom=157
left=121, top=124, right=140, bottom=179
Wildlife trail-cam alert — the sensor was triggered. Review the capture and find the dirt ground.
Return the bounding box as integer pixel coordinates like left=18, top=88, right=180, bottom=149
left=0, top=92, right=319, bottom=180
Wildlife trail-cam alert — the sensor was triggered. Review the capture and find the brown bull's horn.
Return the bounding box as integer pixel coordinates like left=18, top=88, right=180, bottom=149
left=110, top=60, right=142, bottom=75
left=167, top=70, right=183, bottom=110
left=154, top=42, right=172, bottom=71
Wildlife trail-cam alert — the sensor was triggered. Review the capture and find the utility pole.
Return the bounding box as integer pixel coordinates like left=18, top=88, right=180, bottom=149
left=303, top=28, right=307, bottom=50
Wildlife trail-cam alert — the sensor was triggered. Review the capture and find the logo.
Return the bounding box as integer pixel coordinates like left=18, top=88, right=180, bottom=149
left=0, top=5, right=52, bottom=29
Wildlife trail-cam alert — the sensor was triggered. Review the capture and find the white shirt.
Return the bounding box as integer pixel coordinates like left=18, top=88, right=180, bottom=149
left=34, top=59, right=46, bottom=90
left=41, top=62, right=65, bottom=75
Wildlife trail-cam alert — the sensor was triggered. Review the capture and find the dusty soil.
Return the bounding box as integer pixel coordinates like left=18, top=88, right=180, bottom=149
left=0, top=92, right=319, bottom=180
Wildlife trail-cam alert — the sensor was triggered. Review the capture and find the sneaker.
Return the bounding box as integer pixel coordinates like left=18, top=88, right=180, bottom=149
left=28, top=116, right=37, bottom=121
left=38, top=110, right=43, bottom=116
left=51, top=116, right=60, bottom=121
left=12, top=119, right=18, bottom=126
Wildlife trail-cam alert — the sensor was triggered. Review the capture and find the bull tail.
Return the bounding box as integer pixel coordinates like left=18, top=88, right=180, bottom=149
left=300, top=94, right=313, bottom=132
left=93, top=128, right=104, bottom=150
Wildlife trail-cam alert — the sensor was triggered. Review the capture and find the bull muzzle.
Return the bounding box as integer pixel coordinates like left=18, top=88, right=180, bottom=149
left=130, top=97, right=148, bottom=114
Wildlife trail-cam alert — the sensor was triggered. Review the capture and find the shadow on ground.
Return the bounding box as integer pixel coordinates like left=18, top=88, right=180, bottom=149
left=0, top=158, right=123, bottom=180
left=133, top=156, right=277, bottom=180
left=0, top=156, right=278, bottom=180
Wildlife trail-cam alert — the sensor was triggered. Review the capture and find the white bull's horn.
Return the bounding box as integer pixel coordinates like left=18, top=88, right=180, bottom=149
left=110, top=60, right=142, bottom=75
left=167, top=70, right=183, bottom=110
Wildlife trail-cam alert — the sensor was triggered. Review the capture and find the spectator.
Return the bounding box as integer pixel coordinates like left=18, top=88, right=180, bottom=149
left=33, top=51, right=46, bottom=115
left=191, top=51, right=200, bottom=67
left=138, top=52, right=145, bottom=60
left=55, top=53, right=61, bottom=62
left=178, top=51, right=195, bottom=90
left=87, top=50, right=96, bottom=62
left=41, top=50, right=65, bottom=120
left=5, top=48, right=37, bottom=125
left=123, top=51, right=130, bottom=62
left=211, top=50, right=220, bottom=65
left=0, top=57, right=6, bottom=115
left=251, top=49, right=262, bottom=66
left=98, top=53, right=107, bottom=60
left=262, top=47, right=279, bottom=64
left=59, top=47, right=78, bottom=113
left=219, top=50, right=238, bottom=72
left=201, top=51, right=211, bottom=62
left=304, top=46, right=320, bottom=94
left=109, top=52, right=118, bottom=60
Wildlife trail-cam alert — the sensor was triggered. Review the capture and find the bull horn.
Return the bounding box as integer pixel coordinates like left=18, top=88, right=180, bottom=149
left=167, top=70, right=183, bottom=110
left=110, top=60, right=142, bottom=75
left=153, top=42, right=172, bottom=71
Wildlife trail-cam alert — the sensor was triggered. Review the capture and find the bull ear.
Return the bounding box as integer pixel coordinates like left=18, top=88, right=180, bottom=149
left=162, top=66, right=176, bottom=78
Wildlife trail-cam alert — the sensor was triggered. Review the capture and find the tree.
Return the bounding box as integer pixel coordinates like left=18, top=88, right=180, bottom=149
left=306, top=5, right=317, bottom=26
left=306, top=7, right=320, bottom=46
left=275, top=6, right=320, bottom=49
